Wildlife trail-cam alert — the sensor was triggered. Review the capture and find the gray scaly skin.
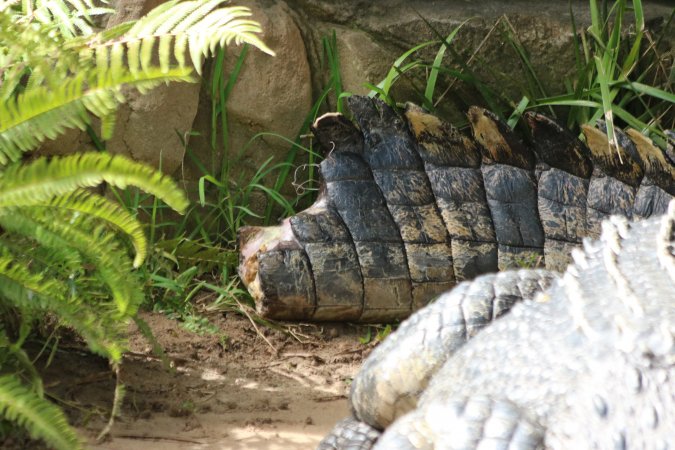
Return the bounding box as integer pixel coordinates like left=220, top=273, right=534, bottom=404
left=319, top=203, right=675, bottom=449
left=239, top=96, right=674, bottom=323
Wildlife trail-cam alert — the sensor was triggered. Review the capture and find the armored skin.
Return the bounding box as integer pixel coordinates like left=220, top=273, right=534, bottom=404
left=319, top=204, right=675, bottom=449
left=239, top=96, right=674, bottom=322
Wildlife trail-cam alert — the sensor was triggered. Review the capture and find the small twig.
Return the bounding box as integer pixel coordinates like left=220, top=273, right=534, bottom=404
left=280, top=352, right=325, bottom=364
left=333, top=348, right=366, bottom=357
left=235, top=299, right=278, bottom=355
left=250, top=360, right=286, bottom=370
left=111, top=433, right=206, bottom=445
left=44, top=392, right=107, bottom=416
left=281, top=351, right=324, bottom=359
left=123, top=350, right=160, bottom=360
left=315, top=394, right=347, bottom=402
left=249, top=352, right=325, bottom=370
left=194, top=391, right=217, bottom=404
left=96, top=364, right=124, bottom=443
left=123, top=350, right=187, bottom=366
left=284, top=322, right=322, bottom=342
left=269, top=367, right=309, bottom=387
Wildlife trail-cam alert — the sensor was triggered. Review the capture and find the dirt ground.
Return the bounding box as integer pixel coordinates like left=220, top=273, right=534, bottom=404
left=34, top=311, right=375, bottom=450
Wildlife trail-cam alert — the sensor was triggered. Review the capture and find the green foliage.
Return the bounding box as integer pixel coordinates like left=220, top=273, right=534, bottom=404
left=533, top=0, right=674, bottom=148
left=366, top=18, right=506, bottom=118
left=0, top=375, right=83, bottom=450
left=359, top=324, right=393, bottom=345
left=0, top=0, right=272, bottom=447
left=367, top=0, right=674, bottom=145
left=0, top=0, right=274, bottom=157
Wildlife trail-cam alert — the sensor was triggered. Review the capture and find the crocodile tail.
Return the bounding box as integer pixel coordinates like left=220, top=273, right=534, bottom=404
left=239, top=96, right=674, bottom=322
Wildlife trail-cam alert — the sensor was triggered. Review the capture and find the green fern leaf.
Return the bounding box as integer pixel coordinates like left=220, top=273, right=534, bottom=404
left=100, top=113, right=117, bottom=140
left=0, top=240, right=130, bottom=359
left=11, top=0, right=114, bottom=38
left=0, top=375, right=83, bottom=450
left=159, top=34, right=173, bottom=73
left=0, top=250, right=67, bottom=310
left=0, top=243, right=128, bottom=358
left=0, top=153, right=189, bottom=217
left=89, top=0, right=274, bottom=75
left=18, top=210, right=145, bottom=316
left=0, top=67, right=193, bottom=160
left=127, top=39, right=142, bottom=76
left=0, top=213, right=83, bottom=270
left=8, top=190, right=148, bottom=267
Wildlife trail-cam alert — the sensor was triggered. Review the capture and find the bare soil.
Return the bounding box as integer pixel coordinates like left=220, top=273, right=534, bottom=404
left=34, top=311, right=373, bottom=450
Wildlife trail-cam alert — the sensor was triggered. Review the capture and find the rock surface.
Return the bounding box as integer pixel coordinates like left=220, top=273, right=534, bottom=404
left=103, top=0, right=202, bottom=175
left=184, top=0, right=313, bottom=212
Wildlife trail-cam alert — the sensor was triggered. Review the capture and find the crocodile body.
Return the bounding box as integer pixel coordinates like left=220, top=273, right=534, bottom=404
left=238, top=96, right=675, bottom=322
left=319, top=204, right=675, bottom=449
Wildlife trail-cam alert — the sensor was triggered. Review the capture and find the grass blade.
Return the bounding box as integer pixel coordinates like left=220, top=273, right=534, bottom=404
left=507, top=96, right=529, bottom=129
left=424, top=20, right=470, bottom=108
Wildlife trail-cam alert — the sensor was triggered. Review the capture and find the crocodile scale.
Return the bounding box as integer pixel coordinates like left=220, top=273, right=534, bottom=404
left=318, top=201, right=675, bottom=449
left=238, top=96, right=675, bottom=322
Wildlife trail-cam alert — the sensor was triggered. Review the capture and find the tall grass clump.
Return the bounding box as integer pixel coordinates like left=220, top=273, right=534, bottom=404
left=531, top=0, right=674, bottom=148
left=367, top=0, right=673, bottom=147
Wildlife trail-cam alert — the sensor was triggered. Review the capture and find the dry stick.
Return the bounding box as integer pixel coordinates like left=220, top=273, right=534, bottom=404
left=314, top=394, right=347, bottom=402
left=250, top=352, right=326, bottom=369
left=123, top=350, right=189, bottom=366
left=235, top=298, right=278, bottom=355
left=250, top=360, right=288, bottom=370
left=269, top=367, right=310, bottom=387
left=96, top=364, right=124, bottom=443
left=281, top=351, right=325, bottom=362
left=112, top=433, right=206, bottom=444
left=284, top=325, right=314, bottom=343
left=45, top=391, right=108, bottom=416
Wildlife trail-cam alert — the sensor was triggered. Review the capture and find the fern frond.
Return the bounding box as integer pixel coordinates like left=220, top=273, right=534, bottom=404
left=0, top=12, right=78, bottom=102
left=0, top=374, right=83, bottom=450
left=0, top=153, right=189, bottom=218
left=88, top=0, right=275, bottom=75
left=0, top=210, right=85, bottom=273
left=7, top=190, right=148, bottom=267
left=0, top=326, right=44, bottom=397
left=0, top=0, right=274, bottom=154
left=5, top=0, right=113, bottom=37
left=0, top=248, right=68, bottom=309
left=13, top=210, right=145, bottom=316
left=0, top=68, right=193, bottom=159
left=0, top=242, right=129, bottom=359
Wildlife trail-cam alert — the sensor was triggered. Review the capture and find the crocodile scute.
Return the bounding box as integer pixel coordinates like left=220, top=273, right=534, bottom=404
left=238, top=95, right=674, bottom=322
left=319, top=202, right=675, bottom=449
